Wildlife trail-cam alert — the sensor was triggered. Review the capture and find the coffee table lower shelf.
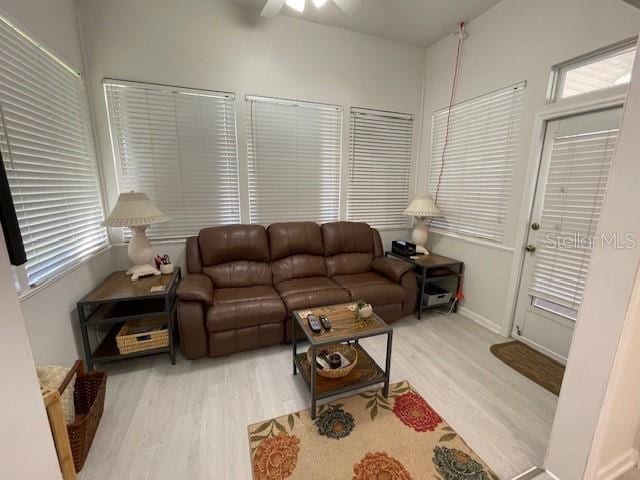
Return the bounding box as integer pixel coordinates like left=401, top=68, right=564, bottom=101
left=294, top=344, right=386, bottom=401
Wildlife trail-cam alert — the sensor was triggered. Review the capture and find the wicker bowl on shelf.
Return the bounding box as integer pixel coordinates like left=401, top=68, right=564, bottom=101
left=307, top=343, right=358, bottom=379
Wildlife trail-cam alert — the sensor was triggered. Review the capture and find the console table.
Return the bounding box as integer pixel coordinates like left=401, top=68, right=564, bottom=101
left=385, top=251, right=464, bottom=319
left=77, top=268, right=181, bottom=371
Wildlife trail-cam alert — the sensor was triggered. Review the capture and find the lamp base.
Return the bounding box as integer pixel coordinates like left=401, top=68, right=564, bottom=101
left=411, top=217, right=431, bottom=256
left=127, top=264, right=161, bottom=281
left=127, top=225, right=159, bottom=281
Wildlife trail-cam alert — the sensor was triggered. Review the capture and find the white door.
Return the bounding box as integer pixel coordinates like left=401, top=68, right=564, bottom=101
left=513, top=107, right=623, bottom=362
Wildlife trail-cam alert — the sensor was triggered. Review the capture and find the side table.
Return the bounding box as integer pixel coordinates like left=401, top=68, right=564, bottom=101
left=292, top=303, right=393, bottom=420
left=77, top=268, right=181, bottom=371
left=385, top=251, right=464, bottom=319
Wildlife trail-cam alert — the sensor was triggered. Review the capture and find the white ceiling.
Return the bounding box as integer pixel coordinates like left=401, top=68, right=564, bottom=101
left=227, top=0, right=502, bottom=47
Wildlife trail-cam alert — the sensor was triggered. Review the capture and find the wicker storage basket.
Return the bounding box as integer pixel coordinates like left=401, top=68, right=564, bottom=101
left=116, top=318, right=168, bottom=354
left=59, top=361, right=106, bottom=472
left=307, top=343, right=358, bottom=379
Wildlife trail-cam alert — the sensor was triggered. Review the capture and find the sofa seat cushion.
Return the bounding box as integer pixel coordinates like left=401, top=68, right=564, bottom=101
left=275, top=276, right=351, bottom=313
left=332, top=272, right=406, bottom=306
left=207, top=286, right=286, bottom=332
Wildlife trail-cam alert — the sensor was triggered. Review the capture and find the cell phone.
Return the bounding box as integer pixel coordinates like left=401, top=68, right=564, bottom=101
left=308, top=314, right=322, bottom=334
left=319, top=315, right=331, bottom=330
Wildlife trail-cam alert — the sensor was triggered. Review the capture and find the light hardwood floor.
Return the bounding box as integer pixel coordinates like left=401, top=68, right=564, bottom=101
left=79, top=312, right=557, bottom=480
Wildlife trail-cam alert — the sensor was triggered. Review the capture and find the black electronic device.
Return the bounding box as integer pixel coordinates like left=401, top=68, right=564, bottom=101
left=308, top=314, right=322, bottom=333
left=392, top=240, right=416, bottom=258
left=319, top=314, right=331, bottom=330
left=0, top=150, right=26, bottom=266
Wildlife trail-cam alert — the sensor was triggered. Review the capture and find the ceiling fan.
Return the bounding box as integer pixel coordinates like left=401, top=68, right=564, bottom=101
left=261, top=0, right=363, bottom=17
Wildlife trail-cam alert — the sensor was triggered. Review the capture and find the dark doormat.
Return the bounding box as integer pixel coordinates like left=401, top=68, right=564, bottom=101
left=490, top=340, right=565, bottom=395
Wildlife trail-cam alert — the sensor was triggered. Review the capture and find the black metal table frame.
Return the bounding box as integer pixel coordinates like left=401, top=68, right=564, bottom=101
left=385, top=251, right=464, bottom=319
left=77, top=269, right=181, bottom=371
left=292, top=314, right=393, bottom=420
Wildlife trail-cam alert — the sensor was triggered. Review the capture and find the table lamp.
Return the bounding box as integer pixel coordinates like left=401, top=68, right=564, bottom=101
left=403, top=194, right=442, bottom=255
left=103, top=192, right=169, bottom=280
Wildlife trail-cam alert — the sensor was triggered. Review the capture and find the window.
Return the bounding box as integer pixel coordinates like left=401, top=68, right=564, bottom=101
left=104, top=80, right=240, bottom=240
left=552, top=38, right=636, bottom=101
left=0, top=16, right=107, bottom=286
left=428, top=82, right=526, bottom=243
left=347, top=108, right=413, bottom=229
left=246, top=96, right=342, bottom=225
left=528, top=127, right=618, bottom=317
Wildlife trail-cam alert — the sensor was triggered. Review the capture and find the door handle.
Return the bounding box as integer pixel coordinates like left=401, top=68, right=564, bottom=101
left=525, top=245, right=536, bottom=252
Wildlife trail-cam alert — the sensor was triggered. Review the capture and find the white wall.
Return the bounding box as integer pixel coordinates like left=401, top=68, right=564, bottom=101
left=585, top=268, right=640, bottom=479
left=419, top=0, right=640, bottom=333
left=76, top=0, right=425, bottom=263
left=20, top=248, right=114, bottom=365
left=0, top=0, right=116, bottom=366
left=545, top=47, right=640, bottom=480
left=0, top=225, right=61, bottom=480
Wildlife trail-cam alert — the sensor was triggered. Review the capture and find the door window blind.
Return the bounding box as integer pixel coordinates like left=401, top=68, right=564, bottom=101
left=246, top=96, right=342, bottom=225
left=347, top=108, right=413, bottom=229
left=104, top=80, right=240, bottom=240
left=428, top=82, right=526, bottom=242
left=528, top=128, right=618, bottom=312
left=0, top=17, right=107, bottom=286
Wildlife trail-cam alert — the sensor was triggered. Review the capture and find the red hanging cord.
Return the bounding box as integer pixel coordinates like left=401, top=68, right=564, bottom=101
left=433, top=22, right=465, bottom=204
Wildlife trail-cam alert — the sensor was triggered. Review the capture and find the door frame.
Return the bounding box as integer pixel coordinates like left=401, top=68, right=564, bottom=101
left=501, top=88, right=627, bottom=338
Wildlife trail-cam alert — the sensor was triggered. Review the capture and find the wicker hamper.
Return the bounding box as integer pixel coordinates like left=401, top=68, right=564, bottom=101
left=59, top=360, right=107, bottom=472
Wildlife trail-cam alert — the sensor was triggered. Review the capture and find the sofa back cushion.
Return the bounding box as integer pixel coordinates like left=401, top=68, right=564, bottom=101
left=199, top=225, right=272, bottom=287
left=321, top=222, right=378, bottom=276
left=268, top=222, right=327, bottom=284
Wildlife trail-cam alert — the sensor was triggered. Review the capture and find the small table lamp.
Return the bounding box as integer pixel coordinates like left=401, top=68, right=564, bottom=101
left=403, top=194, right=442, bottom=255
left=103, top=192, right=169, bottom=280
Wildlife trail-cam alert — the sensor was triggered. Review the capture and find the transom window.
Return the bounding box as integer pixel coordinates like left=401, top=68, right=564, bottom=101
left=552, top=38, right=637, bottom=101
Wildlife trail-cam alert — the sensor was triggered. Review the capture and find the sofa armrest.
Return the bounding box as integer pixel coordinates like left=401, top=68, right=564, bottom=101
left=371, top=257, right=413, bottom=283
left=177, top=274, right=214, bottom=306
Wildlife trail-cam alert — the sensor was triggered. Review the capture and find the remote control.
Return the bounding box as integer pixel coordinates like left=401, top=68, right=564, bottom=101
left=308, top=314, right=322, bottom=333
left=319, top=315, right=331, bottom=330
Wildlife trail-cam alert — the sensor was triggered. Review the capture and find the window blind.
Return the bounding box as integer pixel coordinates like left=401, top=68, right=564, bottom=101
left=428, top=82, right=526, bottom=242
left=104, top=80, right=240, bottom=240
left=246, top=95, right=342, bottom=225
left=528, top=128, right=618, bottom=312
left=0, top=17, right=107, bottom=286
left=347, top=108, right=413, bottom=229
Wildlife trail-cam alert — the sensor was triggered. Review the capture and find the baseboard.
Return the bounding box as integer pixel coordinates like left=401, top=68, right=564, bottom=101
left=511, top=332, right=567, bottom=365
left=511, top=467, right=545, bottom=480
left=595, top=448, right=639, bottom=480
left=457, top=306, right=503, bottom=335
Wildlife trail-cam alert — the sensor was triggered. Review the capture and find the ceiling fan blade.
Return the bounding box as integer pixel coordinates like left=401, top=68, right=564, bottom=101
left=261, top=0, right=286, bottom=17
left=332, top=0, right=362, bottom=15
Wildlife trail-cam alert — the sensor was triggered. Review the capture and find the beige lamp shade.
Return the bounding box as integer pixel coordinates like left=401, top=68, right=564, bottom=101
left=103, top=192, right=169, bottom=227
left=403, top=194, right=442, bottom=218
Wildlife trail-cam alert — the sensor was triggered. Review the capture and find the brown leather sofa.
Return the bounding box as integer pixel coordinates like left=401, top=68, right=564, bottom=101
left=176, top=221, right=416, bottom=359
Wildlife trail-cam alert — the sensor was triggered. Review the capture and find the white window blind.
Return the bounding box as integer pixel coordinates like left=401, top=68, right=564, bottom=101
left=0, top=16, right=107, bottom=286
left=529, top=128, right=618, bottom=312
left=428, top=82, right=526, bottom=243
left=246, top=95, right=342, bottom=225
left=347, top=108, right=413, bottom=229
left=104, top=80, right=240, bottom=240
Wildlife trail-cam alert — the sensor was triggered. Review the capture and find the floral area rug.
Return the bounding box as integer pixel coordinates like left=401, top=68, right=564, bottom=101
left=248, top=380, right=499, bottom=480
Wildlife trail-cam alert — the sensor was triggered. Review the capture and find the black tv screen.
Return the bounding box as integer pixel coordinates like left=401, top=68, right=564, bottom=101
left=0, top=150, right=26, bottom=266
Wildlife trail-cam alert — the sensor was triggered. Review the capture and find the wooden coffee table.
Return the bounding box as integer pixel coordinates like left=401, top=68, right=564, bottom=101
left=292, top=303, right=393, bottom=419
